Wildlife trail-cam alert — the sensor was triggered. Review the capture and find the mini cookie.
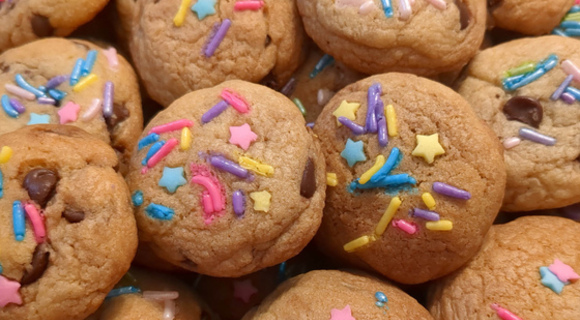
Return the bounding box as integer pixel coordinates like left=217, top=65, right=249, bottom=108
left=0, top=38, right=143, bottom=174
left=0, top=125, right=138, bottom=320
left=490, top=0, right=574, bottom=35
left=126, top=80, right=325, bottom=277
left=0, top=0, right=110, bottom=52
left=429, top=216, right=580, bottom=319
left=457, top=35, right=580, bottom=211
left=116, top=0, right=304, bottom=107
left=242, top=270, right=434, bottom=319
left=314, top=73, right=506, bottom=284
left=296, top=0, right=486, bottom=76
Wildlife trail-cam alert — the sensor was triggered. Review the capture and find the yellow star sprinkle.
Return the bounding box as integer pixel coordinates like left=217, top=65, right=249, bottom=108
left=0, top=146, right=13, bottom=164
left=250, top=190, right=271, bottom=213
left=333, top=100, right=361, bottom=125
left=411, top=133, right=445, bottom=164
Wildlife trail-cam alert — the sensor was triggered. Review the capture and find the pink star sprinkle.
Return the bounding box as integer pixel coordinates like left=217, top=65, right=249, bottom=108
left=549, top=259, right=579, bottom=283
left=229, top=123, right=257, bottom=150
left=233, top=279, right=258, bottom=303
left=58, top=101, right=80, bottom=124
left=0, top=275, right=22, bottom=307
left=330, top=305, right=356, bottom=320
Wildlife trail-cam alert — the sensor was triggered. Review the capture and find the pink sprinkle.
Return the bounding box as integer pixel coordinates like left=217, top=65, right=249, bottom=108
left=221, top=89, right=250, bottom=113
left=491, top=304, right=523, bottom=320
left=163, top=299, right=176, bottom=320
left=426, top=0, right=446, bottom=10
left=5, top=84, right=35, bottom=101
left=24, top=203, right=46, bottom=244
left=143, top=291, right=180, bottom=301
left=81, top=98, right=102, bottom=122
left=576, top=0, right=580, bottom=5
left=398, top=0, right=412, bottom=20
left=147, top=138, right=178, bottom=168
left=148, top=119, right=194, bottom=135
left=234, top=0, right=264, bottom=11
left=141, top=167, right=149, bottom=175
left=201, top=192, right=214, bottom=215
left=358, top=0, right=375, bottom=14
left=562, top=60, right=580, bottom=83
left=502, top=137, right=521, bottom=150
left=392, top=219, right=417, bottom=234
left=192, top=175, right=225, bottom=212
left=103, top=47, right=119, bottom=71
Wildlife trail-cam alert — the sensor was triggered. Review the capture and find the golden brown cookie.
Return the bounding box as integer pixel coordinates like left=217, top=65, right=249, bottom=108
left=489, top=0, right=574, bottom=35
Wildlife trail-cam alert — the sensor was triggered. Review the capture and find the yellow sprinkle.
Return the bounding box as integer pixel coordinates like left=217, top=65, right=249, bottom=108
left=411, top=133, right=445, bottom=164
left=250, top=190, right=271, bottom=213
left=0, top=146, right=13, bottom=164
left=173, top=0, right=191, bottom=27
left=333, top=100, right=361, bottom=125
left=72, top=74, right=98, bottom=92
left=343, top=235, right=372, bottom=253
left=385, top=104, right=398, bottom=137
left=426, top=220, right=453, bottom=231
left=326, top=172, right=338, bottom=186
left=374, top=196, right=402, bottom=236
left=359, top=155, right=385, bottom=185
left=421, top=192, right=436, bottom=210
left=239, top=156, right=274, bottom=177
left=180, top=127, right=193, bottom=150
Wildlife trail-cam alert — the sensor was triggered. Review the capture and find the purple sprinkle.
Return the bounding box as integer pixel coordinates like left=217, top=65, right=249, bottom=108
left=377, top=117, right=388, bottom=147
left=551, top=75, right=574, bottom=101
left=232, top=190, right=246, bottom=217
left=103, top=81, right=114, bottom=118
left=37, top=97, right=56, bottom=105
left=411, top=208, right=440, bottom=221
left=338, top=116, right=365, bottom=135
left=45, top=75, right=68, bottom=89
left=365, top=83, right=380, bottom=133
left=9, top=98, right=25, bottom=114
left=210, top=155, right=250, bottom=178
left=280, top=78, right=297, bottom=97
left=204, top=19, right=232, bottom=57
left=202, top=100, right=229, bottom=124
left=519, top=127, right=556, bottom=146
left=561, top=92, right=576, bottom=104
left=432, top=182, right=471, bottom=200
left=306, top=122, right=315, bottom=128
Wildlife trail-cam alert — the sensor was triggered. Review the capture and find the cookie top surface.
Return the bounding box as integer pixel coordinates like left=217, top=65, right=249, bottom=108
left=296, top=0, right=486, bottom=76
left=116, top=0, right=304, bottom=107
left=243, top=270, right=434, bottom=320
left=0, top=125, right=138, bottom=320
left=490, top=0, right=574, bottom=35
left=314, top=73, right=506, bottom=284
left=457, top=35, right=580, bottom=211
left=0, top=38, right=143, bottom=174
left=127, top=80, right=325, bottom=277
left=429, top=216, right=580, bottom=320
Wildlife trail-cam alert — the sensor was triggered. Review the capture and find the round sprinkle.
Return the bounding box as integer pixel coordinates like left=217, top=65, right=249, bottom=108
left=518, top=127, right=556, bottom=146
left=132, top=191, right=144, bottom=207
left=432, top=182, right=471, bottom=200
left=375, top=291, right=388, bottom=303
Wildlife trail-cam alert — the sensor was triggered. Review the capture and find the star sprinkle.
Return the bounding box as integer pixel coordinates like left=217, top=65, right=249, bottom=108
left=549, top=259, right=579, bottom=283
left=250, top=190, right=271, bottom=212
left=0, top=275, right=22, bottom=307
left=158, top=167, right=187, bottom=193
left=411, top=133, right=445, bottom=164
left=58, top=101, right=80, bottom=124
left=233, top=279, right=258, bottom=303
left=28, top=113, right=50, bottom=125
left=333, top=100, right=361, bottom=125
left=229, top=123, right=258, bottom=150
left=192, top=0, right=216, bottom=20
left=540, top=266, right=566, bottom=294
left=330, top=305, right=356, bottom=320
left=341, top=138, right=366, bottom=167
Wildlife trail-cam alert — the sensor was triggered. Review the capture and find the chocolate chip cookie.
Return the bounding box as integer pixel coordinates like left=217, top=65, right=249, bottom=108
left=489, top=0, right=574, bottom=35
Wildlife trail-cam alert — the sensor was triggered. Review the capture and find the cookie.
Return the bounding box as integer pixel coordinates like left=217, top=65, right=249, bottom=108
left=296, top=0, right=486, bottom=76
left=242, top=270, right=434, bottom=319
left=456, top=35, right=580, bottom=211
left=429, top=216, right=580, bottom=319
left=116, top=0, right=304, bottom=107
left=314, top=73, right=506, bottom=284
left=0, top=0, right=109, bottom=52
left=126, top=80, right=326, bottom=277
left=0, top=125, right=138, bottom=320
left=0, top=38, right=143, bottom=174
left=490, top=0, right=574, bottom=35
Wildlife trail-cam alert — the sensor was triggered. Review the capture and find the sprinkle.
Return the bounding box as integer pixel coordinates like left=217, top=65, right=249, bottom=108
left=0, top=146, right=13, bottom=163
left=317, top=88, right=334, bottom=106
left=412, top=208, right=440, bottom=221
left=249, top=190, right=271, bottom=212
left=370, top=147, right=401, bottom=183
left=398, top=0, right=411, bottom=20
left=234, top=0, right=264, bottom=11
left=221, top=88, right=250, bottom=113
left=565, top=86, right=580, bottom=101
left=379, top=0, right=393, bottom=18
left=519, top=127, right=556, bottom=146
left=306, top=122, right=315, bottom=128
left=48, top=89, right=66, bottom=101
left=233, top=279, right=258, bottom=303
left=37, top=97, right=56, bottom=105
left=147, top=138, right=179, bottom=168
left=4, top=84, right=35, bottom=100
left=204, top=19, right=232, bottom=57
left=173, top=0, right=192, bottom=27
left=505, top=62, right=536, bottom=77
left=0, top=275, right=22, bottom=307
left=539, top=266, right=565, bottom=294
left=375, top=196, right=402, bottom=236
left=192, top=0, right=217, bottom=20
left=359, top=1, right=375, bottom=15
left=277, top=261, right=287, bottom=283
left=338, top=116, right=366, bottom=135
left=432, top=182, right=471, bottom=200
left=0, top=169, right=3, bottom=199
left=551, top=75, right=574, bottom=100
left=145, top=203, right=175, bottom=220
left=326, top=172, right=338, bottom=186
left=24, top=203, right=46, bottom=244
left=421, top=192, right=436, bottom=210
left=12, top=201, right=25, bottom=242
left=106, top=286, right=141, bottom=299
left=143, top=291, right=179, bottom=301
left=45, top=75, right=68, bottom=89
left=149, top=119, right=194, bottom=135
left=309, top=54, right=334, bottom=79
left=142, top=141, right=165, bottom=166
left=14, top=74, right=44, bottom=97
left=9, top=98, right=24, bottom=114
left=502, top=54, right=558, bottom=91
left=359, top=155, right=386, bottom=184
left=159, top=167, right=187, bottom=193
left=552, top=28, right=567, bottom=36
left=192, top=175, right=225, bottom=212
left=69, top=59, right=84, bottom=86
left=366, top=83, right=380, bottom=133
left=490, top=304, right=523, bottom=320
left=561, top=92, right=576, bottom=104
left=82, top=50, right=98, bottom=76
left=333, top=100, right=361, bottom=125
left=210, top=155, right=250, bottom=178
left=138, top=134, right=160, bottom=151
left=426, top=220, right=453, bottom=231
left=103, top=48, right=119, bottom=71
left=72, top=73, right=98, bottom=92
left=377, top=118, right=388, bottom=147
left=37, top=86, right=47, bottom=94
left=202, top=100, right=229, bottom=123
left=548, top=259, right=579, bottom=283
left=411, top=133, right=445, bottom=164
left=426, top=0, right=446, bottom=10
left=502, top=137, right=521, bottom=149
left=280, top=78, right=297, bottom=97
left=564, top=28, right=580, bottom=36
left=232, top=190, right=246, bottom=217
left=163, top=299, right=176, bottom=320
left=385, top=105, right=398, bottom=136
left=292, top=97, right=306, bottom=116
left=229, top=123, right=258, bottom=150
left=102, top=80, right=115, bottom=117
left=58, top=101, right=80, bottom=124
left=238, top=156, right=274, bottom=177
left=561, top=20, right=580, bottom=29
left=344, top=235, right=372, bottom=252
left=341, top=139, right=367, bottom=167
left=180, top=127, right=193, bottom=150
left=132, top=190, right=144, bottom=206
left=375, top=292, right=388, bottom=303
left=561, top=59, right=580, bottom=82
left=202, top=193, right=214, bottom=214
left=1, top=95, right=18, bottom=118
left=392, top=219, right=417, bottom=234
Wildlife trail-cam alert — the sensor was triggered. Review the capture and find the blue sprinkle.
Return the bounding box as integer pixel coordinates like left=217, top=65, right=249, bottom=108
left=13, top=201, right=25, bottom=242
left=564, top=28, right=580, bottom=37
left=82, top=50, right=98, bottom=76
left=570, top=5, right=580, bottom=13
left=145, top=203, right=175, bottom=220
left=1, top=95, right=18, bottom=118
left=138, top=133, right=160, bottom=151
left=0, top=262, right=2, bottom=274
left=503, top=55, right=558, bottom=91
left=565, top=86, right=580, bottom=100
left=350, top=173, right=416, bottom=191
left=375, top=291, right=388, bottom=302
left=15, top=74, right=45, bottom=97
left=539, top=54, right=559, bottom=71
left=106, top=286, right=141, bottom=299
left=370, top=147, right=401, bottom=183
left=503, top=68, right=544, bottom=91
left=375, top=301, right=385, bottom=308
left=37, top=86, right=47, bottom=94
left=132, top=190, right=144, bottom=206
left=306, top=122, right=315, bottom=129
left=560, top=21, right=580, bottom=29
left=277, top=261, right=287, bottom=283
left=70, top=58, right=84, bottom=86
left=142, top=140, right=165, bottom=165
left=48, top=89, right=67, bottom=101
left=309, top=54, right=334, bottom=79
left=552, top=28, right=567, bottom=36
left=0, top=169, right=3, bottom=198
left=380, top=0, right=393, bottom=18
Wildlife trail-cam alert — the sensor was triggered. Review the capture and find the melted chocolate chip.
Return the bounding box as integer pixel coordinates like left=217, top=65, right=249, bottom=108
left=31, top=14, right=54, bottom=38
left=300, top=158, right=316, bottom=198
left=454, top=0, right=471, bottom=30
left=21, top=245, right=50, bottom=285
left=62, top=209, right=85, bottom=223
left=265, top=35, right=271, bottom=47
left=105, top=103, right=130, bottom=131
left=503, top=96, right=543, bottom=128
left=23, top=169, right=59, bottom=208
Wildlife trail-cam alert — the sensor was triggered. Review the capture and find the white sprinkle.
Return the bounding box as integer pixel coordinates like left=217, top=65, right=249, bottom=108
left=317, top=88, right=334, bottom=106
left=81, top=98, right=102, bottom=122
left=142, top=291, right=179, bottom=301
left=359, top=0, right=375, bottom=14
left=5, top=84, right=35, bottom=100
left=398, top=0, right=412, bottom=20
left=163, top=299, right=176, bottom=320
left=103, top=47, right=119, bottom=71
left=503, top=137, right=521, bottom=149
left=426, top=0, right=446, bottom=10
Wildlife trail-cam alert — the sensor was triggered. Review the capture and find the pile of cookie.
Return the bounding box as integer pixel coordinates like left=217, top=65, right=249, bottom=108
left=0, top=0, right=579, bottom=319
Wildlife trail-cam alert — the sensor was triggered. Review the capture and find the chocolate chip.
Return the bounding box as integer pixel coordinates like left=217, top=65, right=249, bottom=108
left=454, top=0, right=471, bottom=30
left=265, top=35, right=271, bottom=47
left=502, top=96, right=543, bottom=128
left=300, top=158, right=316, bottom=198
left=0, top=62, right=9, bottom=73
left=21, top=244, right=50, bottom=285
left=260, top=73, right=279, bottom=90
left=31, top=14, right=54, bottom=38
left=106, top=103, right=130, bottom=131
left=62, top=209, right=85, bottom=223
left=23, top=169, right=59, bottom=208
